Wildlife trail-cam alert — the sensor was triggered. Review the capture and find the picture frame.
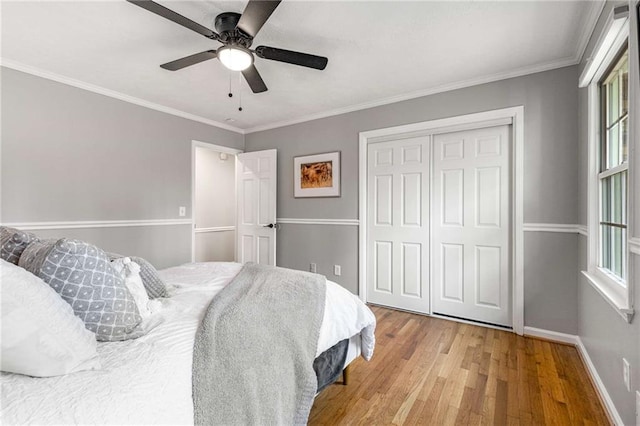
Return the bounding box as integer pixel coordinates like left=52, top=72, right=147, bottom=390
left=293, top=151, right=341, bottom=198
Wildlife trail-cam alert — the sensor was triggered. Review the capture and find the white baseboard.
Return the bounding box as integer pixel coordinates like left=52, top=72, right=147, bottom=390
left=575, top=337, right=625, bottom=426
left=523, top=326, right=579, bottom=345
left=523, top=326, right=623, bottom=426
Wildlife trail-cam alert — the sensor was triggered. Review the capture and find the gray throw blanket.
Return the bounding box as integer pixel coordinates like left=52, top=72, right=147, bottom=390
left=192, top=263, right=326, bottom=426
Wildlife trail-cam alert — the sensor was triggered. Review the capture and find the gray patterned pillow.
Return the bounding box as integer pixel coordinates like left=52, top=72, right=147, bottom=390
left=1, top=226, right=38, bottom=265
left=108, top=253, right=168, bottom=299
left=19, top=239, right=144, bottom=341
left=129, top=256, right=168, bottom=298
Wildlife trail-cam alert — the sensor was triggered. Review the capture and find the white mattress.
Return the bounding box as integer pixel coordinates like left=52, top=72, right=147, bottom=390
left=1, top=262, right=375, bottom=425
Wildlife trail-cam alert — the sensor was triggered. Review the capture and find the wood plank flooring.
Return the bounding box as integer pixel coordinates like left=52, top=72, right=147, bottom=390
left=309, top=306, right=610, bottom=425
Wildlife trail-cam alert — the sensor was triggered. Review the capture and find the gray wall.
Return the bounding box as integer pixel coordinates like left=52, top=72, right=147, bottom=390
left=576, top=2, right=640, bottom=425
left=194, top=147, right=236, bottom=262
left=1, top=67, right=243, bottom=268
left=277, top=224, right=358, bottom=291
left=195, top=147, right=236, bottom=228
left=195, top=231, right=235, bottom=263
left=246, top=65, right=581, bottom=333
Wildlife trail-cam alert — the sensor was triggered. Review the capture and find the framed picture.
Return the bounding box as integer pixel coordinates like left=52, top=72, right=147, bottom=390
left=294, top=151, right=341, bottom=197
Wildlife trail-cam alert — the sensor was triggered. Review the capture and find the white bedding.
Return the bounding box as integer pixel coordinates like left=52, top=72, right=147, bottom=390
left=1, top=262, right=375, bottom=425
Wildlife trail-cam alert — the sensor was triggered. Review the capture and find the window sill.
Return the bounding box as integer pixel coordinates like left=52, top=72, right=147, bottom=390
left=581, top=270, right=634, bottom=323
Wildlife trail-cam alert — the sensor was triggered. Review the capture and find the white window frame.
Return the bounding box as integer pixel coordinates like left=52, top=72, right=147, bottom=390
left=580, top=6, right=634, bottom=322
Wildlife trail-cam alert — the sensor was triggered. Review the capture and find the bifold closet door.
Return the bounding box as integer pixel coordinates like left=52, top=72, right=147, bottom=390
left=367, top=137, right=430, bottom=314
left=431, top=125, right=512, bottom=327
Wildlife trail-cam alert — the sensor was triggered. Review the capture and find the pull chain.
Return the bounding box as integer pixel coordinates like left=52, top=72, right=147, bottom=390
left=228, top=72, right=233, bottom=98
left=238, top=72, right=243, bottom=112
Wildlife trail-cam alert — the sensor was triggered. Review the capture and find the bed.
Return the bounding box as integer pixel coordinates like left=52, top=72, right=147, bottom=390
left=0, top=261, right=376, bottom=425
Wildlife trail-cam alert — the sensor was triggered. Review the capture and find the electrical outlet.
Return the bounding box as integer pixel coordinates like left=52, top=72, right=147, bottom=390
left=334, top=265, right=341, bottom=276
left=309, top=263, right=317, bottom=273
left=178, top=206, right=186, bottom=217
left=623, top=358, right=631, bottom=392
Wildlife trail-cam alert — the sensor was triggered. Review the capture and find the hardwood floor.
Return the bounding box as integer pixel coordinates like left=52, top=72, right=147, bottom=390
left=309, top=306, right=610, bottom=425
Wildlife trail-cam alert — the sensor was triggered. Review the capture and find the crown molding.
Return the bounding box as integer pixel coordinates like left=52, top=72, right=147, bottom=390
left=3, top=5, right=597, bottom=139
left=244, top=56, right=578, bottom=134
left=0, top=59, right=245, bottom=135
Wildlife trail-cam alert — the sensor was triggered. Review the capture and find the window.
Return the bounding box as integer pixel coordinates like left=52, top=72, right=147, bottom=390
left=598, top=47, right=628, bottom=282
left=579, top=5, right=633, bottom=322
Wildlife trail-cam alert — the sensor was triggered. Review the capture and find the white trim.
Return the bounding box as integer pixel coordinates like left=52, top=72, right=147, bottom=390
left=0, top=0, right=604, bottom=138
left=512, top=107, right=525, bottom=336
left=192, top=141, right=243, bottom=156
left=360, top=109, right=517, bottom=142
left=576, top=337, right=625, bottom=426
left=522, top=327, right=623, bottom=425
left=245, top=60, right=572, bottom=134
left=523, top=326, right=579, bottom=345
left=1, top=219, right=192, bottom=231
left=0, top=60, right=3, bottom=223
left=579, top=6, right=630, bottom=88
left=0, top=0, right=603, bottom=138
left=365, top=118, right=514, bottom=145
left=358, top=106, right=525, bottom=335
left=194, top=226, right=235, bottom=234
left=583, top=16, right=633, bottom=320
left=582, top=271, right=634, bottom=323
left=0, top=59, right=244, bottom=134
left=191, top=141, right=243, bottom=262
left=523, top=223, right=584, bottom=234
left=358, top=130, right=368, bottom=306
left=578, top=225, right=589, bottom=237
left=276, top=218, right=359, bottom=226
left=630, top=238, right=640, bottom=255
left=598, top=162, right=629, bottom=180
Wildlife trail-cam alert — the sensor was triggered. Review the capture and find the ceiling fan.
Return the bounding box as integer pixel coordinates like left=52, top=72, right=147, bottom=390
left=127, top=0, right=328, bottom=94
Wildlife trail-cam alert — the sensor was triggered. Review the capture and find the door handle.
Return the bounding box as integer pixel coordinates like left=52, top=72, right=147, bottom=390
left=263, top=223, right=276, bottom=228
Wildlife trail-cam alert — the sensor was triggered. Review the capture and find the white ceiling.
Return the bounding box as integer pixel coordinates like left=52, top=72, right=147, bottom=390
left=1, top=1, right=602, bottom=133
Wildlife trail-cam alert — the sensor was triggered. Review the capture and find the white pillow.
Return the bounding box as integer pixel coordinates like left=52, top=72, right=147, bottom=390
left=0, top=259, right=101, bottom=377
left=111, top=257, right=153, bottom=318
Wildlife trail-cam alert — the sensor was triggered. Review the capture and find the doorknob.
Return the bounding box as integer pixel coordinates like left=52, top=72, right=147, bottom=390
left=263, top=223, right=276, bottom=228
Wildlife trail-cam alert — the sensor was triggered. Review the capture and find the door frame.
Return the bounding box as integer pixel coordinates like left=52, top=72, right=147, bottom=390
left=191, top=140, right=243, bottom=262
left=358, top=106, right=525, bottom=335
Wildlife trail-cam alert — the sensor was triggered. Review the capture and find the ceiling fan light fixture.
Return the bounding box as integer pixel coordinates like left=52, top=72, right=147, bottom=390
left=218, top=46, right=253, bottom=71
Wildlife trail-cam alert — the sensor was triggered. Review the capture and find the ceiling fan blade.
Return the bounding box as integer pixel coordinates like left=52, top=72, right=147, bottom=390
left=236, top=0, right=281, bottom=38
left=242, top=65, right=268, bottom=93
left=160, top=50, right=217, bottom=71
left=126, top=0, right=218, bottom=39
left=255, top=46, right=328, bottom=70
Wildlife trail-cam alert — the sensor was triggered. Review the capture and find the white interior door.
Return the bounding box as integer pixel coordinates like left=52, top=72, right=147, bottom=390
left=367, top=137, right=430, bottom=314
left=236, top=149, right=277, bottom=265
left=431, top=125, right=511, bottom=327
